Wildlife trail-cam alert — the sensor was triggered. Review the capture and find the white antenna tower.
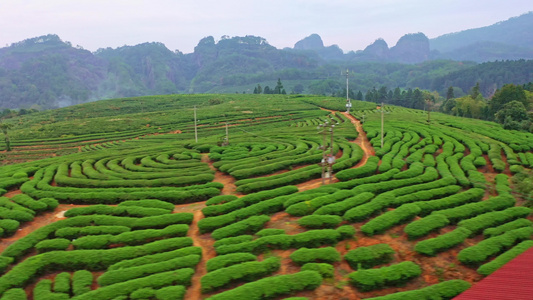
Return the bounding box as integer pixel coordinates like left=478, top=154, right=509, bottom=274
left=344, top=69, right=352, bottom=113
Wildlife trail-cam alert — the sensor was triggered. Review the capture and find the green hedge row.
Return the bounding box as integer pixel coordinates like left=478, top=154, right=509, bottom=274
left=0, top=219, right=20, bottom=237
left=72, top=224, right=189, bottom=249
left=215, top=226, right=354, bottom=255
left=236, top=165, right=322, bottom=194
left=414, top=227, right=472, bottom=256
left=361, top=203, right=421, bottom=236
left=0, top=237, right=193, bottom=294
left=391, top=185, right=461, bottom=207
left=202, top=186, right=297, bottom=219
left=431, top=194, right=516, bottom=224
left=34, top=279, right=68, bottom=300
left=108, top=246, right=201, bottom=271
left=404, top=214, right=450, bottom=240
left=282, top=192, right=330, bottom=209
left=414, top=188, right=484, bottom=216
left=343, top=193, right=394, bottom=222
left=297, top=215, right=342, bottom=229
left=117, top=199, right=175, bottom=211
left=206, top=253, right=257, bottom=272
left=256, top=228, right=285, bottom=237
left=72, top=270, right=93, bottom=296
left=211, top=215, right=270, bottom=240
left=55, top=225, right=131, bottom=239
left=301, top=263, right=334, bottom=278
left=392, top=162, right=425, bottom=179
left=201, top=257, right=280, bottom=293
left=198, top=189, right=298, bottom=234
left=0, top=288, right=27, bottom=300
left=344, top=243, right=395, bottom=270
left=35, top=238, right=70, bottom=253
left=364, top=279, right=471, bottom=300
left=98, top=254, right=201, bottom=286
left=73, top=268, right=194, bottom=300
left=10, top=194, right=49, bottom=213
left=64, top=205, right=171, bottom=218
left=53, top=272, right=71, bottom=294
left=205, top=271, right=322, bottom=300
left=289, top=247, right=341, bottom=265
left=286, top=190, right=356, bottom=216
left=457, top=226, right=533, bottom=265
left=336, top=156, right=379, bottom=181
left=457, top=207, right=531, bottom=236
left=205, top=195, right=238, bottom=206
left=483, top=218, right=532, bottom=238
left=313, top=192, right=374, bottom=216
left=477, top=240, right=533, bottom=276
left=348, top=261, right=421, bottom=291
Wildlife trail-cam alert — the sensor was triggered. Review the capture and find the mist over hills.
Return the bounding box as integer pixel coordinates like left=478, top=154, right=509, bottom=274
left=0, top=12, right=532, bottom=110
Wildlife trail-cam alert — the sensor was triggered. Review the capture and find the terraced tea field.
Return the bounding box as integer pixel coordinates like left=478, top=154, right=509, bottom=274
left=0, top=94, right=531, bottom=300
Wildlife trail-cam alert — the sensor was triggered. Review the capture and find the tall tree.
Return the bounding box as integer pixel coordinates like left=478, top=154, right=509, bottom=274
left=470, top=82, right=481, bottom=99
left=0, top=122, right=13, bottom=152
left=274, top=78, right=284, bottom=94
left=489, top=84, right=528, bottom=115
left=446, top=86, right=455, bottom=100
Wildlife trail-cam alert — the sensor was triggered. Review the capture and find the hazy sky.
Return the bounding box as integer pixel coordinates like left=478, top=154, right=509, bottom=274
left=1, top=0, right=531, bottom=53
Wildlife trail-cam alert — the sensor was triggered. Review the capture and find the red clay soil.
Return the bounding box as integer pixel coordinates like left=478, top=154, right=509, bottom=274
left=185, top=210, right=217, bottom=300
left=201, top=154, right=242, bottom=197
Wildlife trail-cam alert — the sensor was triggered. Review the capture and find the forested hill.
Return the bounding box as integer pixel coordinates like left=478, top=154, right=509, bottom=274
left=0, top=12, right=532, bottom=110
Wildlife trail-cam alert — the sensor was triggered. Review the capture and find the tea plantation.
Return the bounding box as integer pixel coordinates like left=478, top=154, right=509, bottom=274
left=0, top=94, right=531, bottom=299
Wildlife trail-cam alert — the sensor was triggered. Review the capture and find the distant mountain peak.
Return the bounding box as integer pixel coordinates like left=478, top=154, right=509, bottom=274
left=294, top=34, right=324, bottom=50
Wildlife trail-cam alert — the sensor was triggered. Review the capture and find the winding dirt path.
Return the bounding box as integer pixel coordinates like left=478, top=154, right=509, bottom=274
left=296, top=110, right=375, bottom=192
left=185, top=210, right=216, bottom=300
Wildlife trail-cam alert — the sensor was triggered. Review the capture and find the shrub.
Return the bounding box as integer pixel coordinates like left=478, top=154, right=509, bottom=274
left=404, top=214, right=450, bottom=240
left=205, top=195, right=238, bottom=206
left=0, top=288, right=27, bottom=300
left=35, top=239, right=70, bottom=253
left=55, top=225, right=131, bottom=239
left=108, top=246, right=201, bottom=271
left=205, top=271, right=322, bottom=300
left=206, top=253, right=257, bottom=272
left=286, top=190, right=356, bottom=216
left=458, top=207, right=531, bottom=236
left=211, top=215, right=270, bottom=240
left=213, top=235, right=253, bottom=248
left=11, top=194, right=48, bottom=212
left=98, top=254, right=201, bottom=286
left=431, top=194, right=516, bottom=224
left=117, top=199, right=174, bottom=211
left=130, top=288, right=156, bottom=300
left=289, top=247, right=341, bottom=265
left=348, top=261, right=421, bottom=291
left=313, top=192, right=374, bottom=216
left=255, top=228, right=285, bottom=237
left=72, top=268, right=195, bottom=300
left=0, top=219, right=20, bottom=236
left=301, top=263, right=334, bottom=278
left=483, top=218, right=532, bottom=238
left=154, top=285, right=186, bottom=300
left=336, top=156, right=379, bottom=181
left=415, top=188, right=484, bottom=216
left=364, top=280, right=471, bottom=300
left=415, top=227, right=472, bottom=256
left=201, top=257, right=280, bottom=293
left=343, top=193, right=394, bottom=222
left=297, top=215, right=342, bottom=229
left=344, top=243, right=394, bottom=269
left=361, top=203, right=421, bottom=236
left=457, top=226, right=533, bottom=265
left=72, top=270, right=93, bottom=296
left=477, top=240, right=533, bottom=276
left=53, top=272, right=71, bottom=294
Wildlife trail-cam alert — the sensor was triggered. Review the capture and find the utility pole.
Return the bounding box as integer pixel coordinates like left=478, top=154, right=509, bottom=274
left=194, top=106, right=198, bottom=143
left=345, top=69, right=352, bottom=113
left=426, top=99, right=431, bottom=125
left=318, top=121, right=336, bottom=185
left=381, top=102, right=384, bottom=149
left=225, top=122, right=229, bottom=145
